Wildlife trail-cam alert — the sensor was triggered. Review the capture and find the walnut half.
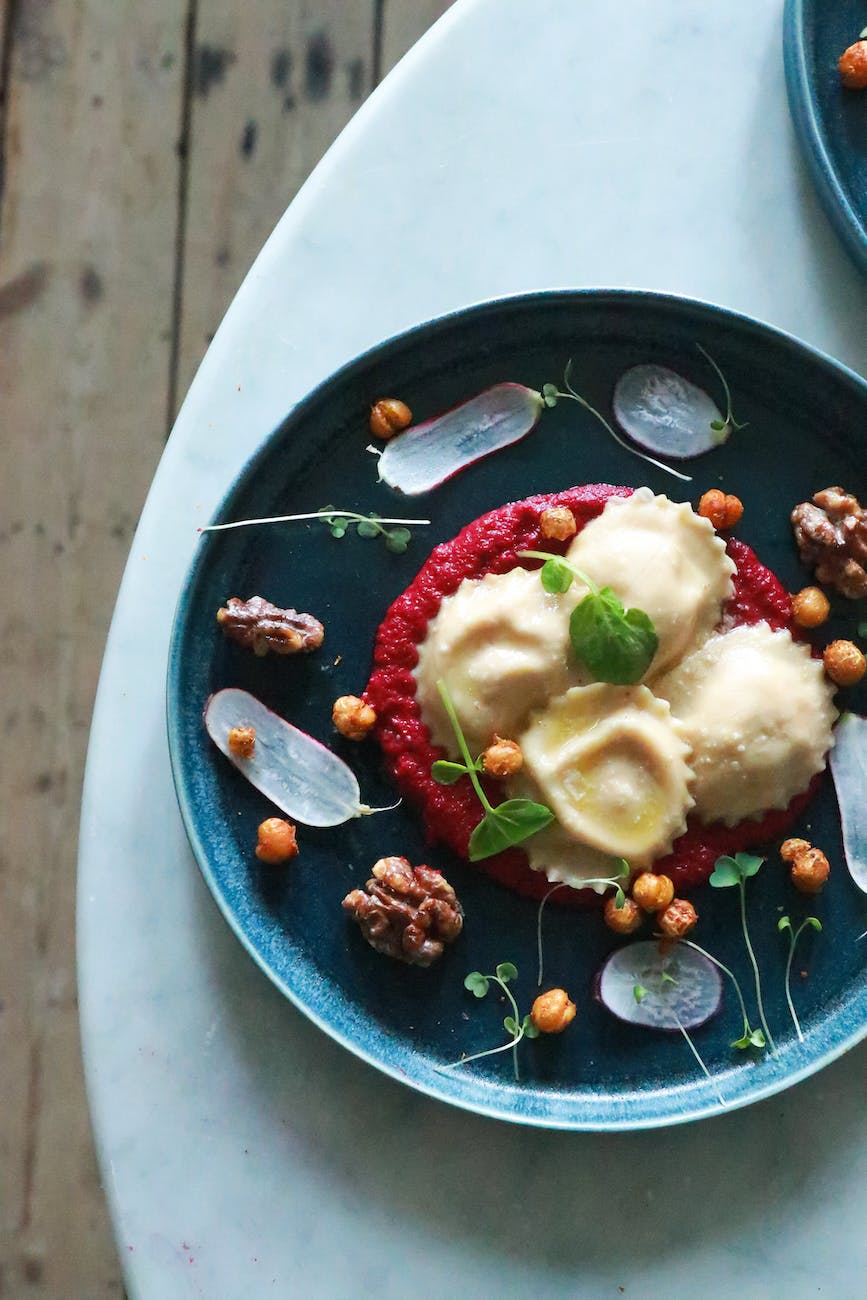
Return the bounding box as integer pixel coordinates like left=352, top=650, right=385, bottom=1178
left=343, top=857, right=464, bottom=967
left=216, top=595, right=324, bottom=655
left=791, top=487, right=867, bottom=600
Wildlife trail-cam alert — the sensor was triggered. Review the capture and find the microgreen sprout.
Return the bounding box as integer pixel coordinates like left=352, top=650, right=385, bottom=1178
left=682, top=939, right=766, bottom=1050
left=541, top=360, right=692, bottom=482
left=434, top=680, right=554, bottom=860
left=536, top=860, right=630, bottom=985
left=518, top=550, right=658, bottom=685
left=444, top=962, right=539, bottom=1081
left=778, top=915, right=822, bottom=1043
left=709, top=853, right=775, bottom=1051
left=198, top=506, right=429, bottom=553
left=632, top=969, right=725, bottom=1106
left=696, top=344, right=747, bottom=441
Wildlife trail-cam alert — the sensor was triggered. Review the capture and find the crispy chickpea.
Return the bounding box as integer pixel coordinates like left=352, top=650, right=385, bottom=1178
left=539, top=506, right=578, bottom=542
left=823, top=639, right=866, bottom=687
left=780, top=837, right=811, bottom=864
left=657, top=898, right=698, bottom=939
left=531, top=987, right=577, bottom=1034
left=791, top=847, right=831, bottom=895
left=227, top=725, right=256, bottom=758
left=369, top=398, right=412, bottom=440
left=791, top=586, right=831, bottom=629
left=482, top=736, right=523, bottom=778
left=698, top=489, right=744, bottom=531
left=255, top=817, right=298, bottom=865
left=631, top=871, right=675, bottom=913
left=332, top=694, right=377, bottom=740
left=839, top=40, right=867, bottom=89
left=603, top=894, right=643, bottom=935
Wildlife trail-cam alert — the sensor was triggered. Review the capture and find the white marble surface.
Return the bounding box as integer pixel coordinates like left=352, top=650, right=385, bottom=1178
left=77, top=1, right=866, bottom=1296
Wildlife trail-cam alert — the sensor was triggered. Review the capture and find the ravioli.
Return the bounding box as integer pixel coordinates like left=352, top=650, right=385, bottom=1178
left=517, top=684, right=695, bottom=868
left=566, top=487, right=735, bottom=677
left=655, top=624, right=838, bottom=826
left=414, top=567, right=582, bottom=751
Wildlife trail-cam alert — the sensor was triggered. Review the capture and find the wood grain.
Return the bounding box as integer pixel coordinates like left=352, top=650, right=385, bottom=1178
left=0, top=1, right=187, bottom=1295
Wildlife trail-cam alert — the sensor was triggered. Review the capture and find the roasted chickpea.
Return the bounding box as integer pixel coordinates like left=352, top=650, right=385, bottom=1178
left=631, top=871, right=675, bottom=913
left=698, top=489, right=743, bottom=531
left=657, top=898, right=698, bottom=939
left=482, top=736, right=523, bottom=778
left=823, top=639, right=866, bottom=687
left=531, top=987, right=577, bottom=1034
left=791, top=586, right=831, bottom=628
left=369, top=398, right=412, bottom=440
left=839, top=40, right=867, bottom=89
left=227, top=725, right=256, bottom=758
left=603, top=894, right=643, bottom=935
left=332, top=694, right=377, bottom=740
left=780, top=837, right=811, bottom=864
left=255, top=817, right=298, bottom=865
left=790, top=847, right=831, bottom=895
left=539, top=506, right=578, bottom=542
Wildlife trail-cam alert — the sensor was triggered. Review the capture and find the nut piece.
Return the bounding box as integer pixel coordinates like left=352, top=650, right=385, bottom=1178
left=780, top=837, right=811, bottom=863
left=342, top=856, right=463, bottom=966
left=603, top=895, right=643, bottom=935
left=539, top=506, right=578, bottom=542
left=255, top=817, right=298, bottom=865
left=531, top=988, right=577, bottom=1034
left=482, top=736, right=523, bottom=778
left=791, top=586, right=831, bottom=628
left=631, top=871, right=675, bottom=913
left=227, top=725, right=256, bottom=758
left=839, top=40, right=867, bottom=89
left=217, top=596, right=324, bottom=656
left=332, top=694, right=377, bottom=740
left=823, top=639, right=866, bottom=687
left=657, top=898, right=698, bottom=939
left=369, top=398, right=413, bottom=440
left=698, top=489, right=743, bottom=530
left=791, top=487, right=867, bottom=599
left=790, top=847, right=831, bottom=895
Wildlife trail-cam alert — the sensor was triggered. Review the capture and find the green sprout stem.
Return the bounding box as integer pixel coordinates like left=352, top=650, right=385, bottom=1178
left=517, top=550, right=600, bottom=596
left=537, top=884, right=568, bottom=986
left=199, top=508, right=430, bottom=534
left=696, top=343, right=747, bottom=437
left=682, top=939, right=764, bottom=1049
left=436, top=680, right=494, bottom=814
left=739, top=881, right=775, bottom=1052
left=671, top=1006, right=727, bottom=1108
left=779, top=916, right=821, bottom=1043
left=444, top=970, right=531, bottom=1081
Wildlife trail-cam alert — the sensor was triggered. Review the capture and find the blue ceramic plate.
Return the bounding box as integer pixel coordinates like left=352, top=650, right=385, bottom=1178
left=784, top=0, right=867, bottom=272
left=168, top=291, right=867, bottom=1130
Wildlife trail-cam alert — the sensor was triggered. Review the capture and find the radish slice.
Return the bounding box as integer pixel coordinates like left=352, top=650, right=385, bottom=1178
left=613, top=365, right=727, bottom=460
left=596, top=940, right=723, bottom=1031
left=204, top=688, right=366, bottom=827
left=830, top=712, right=867, bottom=894
left=376, top=383, right=545, bottom=495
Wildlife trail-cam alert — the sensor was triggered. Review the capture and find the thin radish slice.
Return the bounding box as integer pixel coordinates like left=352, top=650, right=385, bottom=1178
left=205, top=688, right=366, bottom=827
left=376, top=383, right=545, bottom=495
left=596, top=939, right=723, bottom=1032
left=829, top=712, right=867, bottom=894
left=613, top=365, right=727, bottom=460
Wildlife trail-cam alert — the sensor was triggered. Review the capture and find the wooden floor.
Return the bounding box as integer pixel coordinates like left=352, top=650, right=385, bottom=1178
left=0, top=2, right=452, bottom=1295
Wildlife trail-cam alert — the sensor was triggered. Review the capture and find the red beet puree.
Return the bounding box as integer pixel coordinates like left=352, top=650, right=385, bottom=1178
left=365, top=484, right=814, bottom=908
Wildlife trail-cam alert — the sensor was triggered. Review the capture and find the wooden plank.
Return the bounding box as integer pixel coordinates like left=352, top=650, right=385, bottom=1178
left=380, top=0, right=455, bottom=72
left=173, top=0, right=378, bottom=410
left=0, top=1, right=188, bottom=1295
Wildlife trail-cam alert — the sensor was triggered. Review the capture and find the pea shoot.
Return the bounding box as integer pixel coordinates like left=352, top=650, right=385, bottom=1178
left=443, top=962, right=539, bottom=1081
left=709, top=852, right=775, bottom=1051
left=433, top=681, right=554, bottom=861
left=778, top=915, right=822, bottom=1043
left=518, top=550, right=658, bottom=685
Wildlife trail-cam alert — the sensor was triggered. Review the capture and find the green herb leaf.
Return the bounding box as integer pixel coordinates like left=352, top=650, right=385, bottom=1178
left=749, top=1028, right=766, bottom=1047
left=614, top=886, right=626, bottom=908
left=540, top=557, right=574, bottom=595
left=542, top=382, right=560, bottom=408
left=778, top=915, right=793, bottom=933
left=503, top=1015, right=518, bottom=1035
left=612, top=857, right=630, bottom=879
left=709, top=856, right=742, bottom=888
left=633, top=983, right=649, bottom=1004
left=734, top=852, right=764, bottom=879
left=660, top=970, right=677, bottom=986
left=569, top=587, right=658, bottom=685
left=522, top=1015, right=540, bottom=1039
left=496, top=962, right=518, bottom=983
left=468, top=799, right=555, bottom=861
left=356, top=518, right=380, bottom=538
left=464, top=971, right=490, bottom=998
left=806, top=916, right=822, bottom=933
left=330, top=523, right=347, bottom=538
left=431, top=760, right=470, bottom=786
left=709, top=419, right=725, bottom=432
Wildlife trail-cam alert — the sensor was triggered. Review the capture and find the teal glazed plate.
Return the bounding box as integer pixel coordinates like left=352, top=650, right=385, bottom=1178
left=784, top=0, right=867, bottom=272
left=167, top=291, right=867, bottom=1130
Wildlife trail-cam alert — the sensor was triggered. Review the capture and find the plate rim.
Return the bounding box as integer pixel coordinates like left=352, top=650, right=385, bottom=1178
left=166, top=286, right=867, bottom=1131
left=783, top=0, right=867, bottom=275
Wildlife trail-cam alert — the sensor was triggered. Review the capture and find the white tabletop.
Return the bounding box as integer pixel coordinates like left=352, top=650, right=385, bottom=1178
left=78, top=1, right=867, bottom=1296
